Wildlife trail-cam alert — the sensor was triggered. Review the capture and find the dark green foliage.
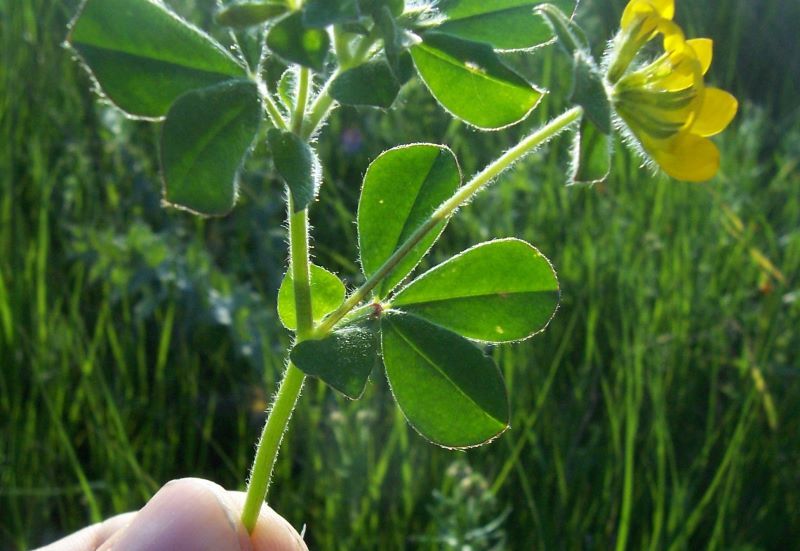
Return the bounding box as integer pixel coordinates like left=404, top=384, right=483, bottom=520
left=161, top=80, right=262, bottom=216
left=330, top=60, right=401, bottom=108
left=291, top=319, right=380, bottom=399
left=267, top=129, right=322, bottom=211
left=215, top=1, right=289, bottom=28
left=68, top=0, right=246, bottom=118
left=266, top=11, right=331, bottom=71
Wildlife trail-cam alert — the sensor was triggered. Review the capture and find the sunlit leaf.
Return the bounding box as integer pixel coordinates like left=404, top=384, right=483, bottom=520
left=391, top=239, right=559, bottom=342
left=358, top=144, right=460, bottom=298
left=277, top=264, right=347, bottom=330
left=411, top=32, right=543, bottom=130
left=382, top=312, right=509, bottom=448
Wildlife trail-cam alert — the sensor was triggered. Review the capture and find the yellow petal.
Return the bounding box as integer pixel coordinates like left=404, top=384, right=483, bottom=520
left=622, top=0, right=675, bottom=28
left=692, top=88, right=738, bottom=137
left=649, top=133, right=720, bottom=181
left=621, top=0, right=662, bottom=29
left=687, top=38, right=713, bottom=75
left=650, top=0, right=675, bottom=20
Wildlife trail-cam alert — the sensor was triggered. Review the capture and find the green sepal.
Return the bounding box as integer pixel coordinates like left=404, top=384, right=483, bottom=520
left=436, top=0, right=577, bottom=52
left=267, top=129, right=322, bottom=212
left=266, top=11, right=331, bottom=70
left=161, top=80, right=261, bottom=216
left=303, top=0, right=361, bottom=27
left=381, top=312, right=509, bottom=449
left=358, top=144, right=461, bottom=298
left=570, top=50, right=611, bottom=134
left=569, top=115, right=612, bottom=186
left=411, top=32, right=543, bottom=130
left=330, top=59, right=401, bottom=108
left=215, top=2, right=289, bottom=28
left=67, top=0, right=247, bottom=119
left=277, top=264, right=347, bottom=330
left=533, top=2, right=587, bottom=56
left=290, top=319, right=380, bottom=399
left=390, top=238, right=560, bottom=343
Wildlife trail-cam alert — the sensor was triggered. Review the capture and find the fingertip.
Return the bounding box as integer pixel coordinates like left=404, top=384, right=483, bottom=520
left=100, top=478, right=251, bottom=551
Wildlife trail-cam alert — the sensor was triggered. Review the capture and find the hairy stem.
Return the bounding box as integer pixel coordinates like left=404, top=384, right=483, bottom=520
left=292, top=67, right=311, bottom=136
left=240, top=362, right=305, bottom=532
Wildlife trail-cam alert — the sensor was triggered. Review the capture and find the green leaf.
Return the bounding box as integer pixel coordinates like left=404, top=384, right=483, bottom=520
left=534, top=2, right=587, bottom=56
left=358, top=144, right=460, bottom=298
left=330, top=60, right=400, bottom=108
left=267, top=129, right=322, bottom=212
left=358, top=0, right=404, bottom=17
left=277, top=68, right=297, bottom=114
left=303, top=0, right=360, bottom=27
left=411, top=32, right=543, bottom=130
left=372, top=6, right=418, bottom=82
left=277, top=264, right=346, bottom=330
left=291, top=320, right=380, bottom=399
left=215, top=2, right=289, bottom=28
left=381, top=313, right=509, bottom=448
left=161, top=80, right=261, bottom=216
left=67, top=0, right=247, bottom=119
left=570, top=51, right=612, bottom=134
left=391, top=239, right=559, bottom=343
left=435, top=0, right=576, bottom=51
left=266, top=11, right=331, bottom=71
left=570, top=115, right=611, bottom=186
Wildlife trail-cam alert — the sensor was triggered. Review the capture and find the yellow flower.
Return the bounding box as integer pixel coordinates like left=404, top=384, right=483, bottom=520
left=605, top=0, right=738, bottom=181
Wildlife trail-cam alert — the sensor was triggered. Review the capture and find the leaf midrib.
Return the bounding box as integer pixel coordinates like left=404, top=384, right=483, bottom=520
left=415, top=43, right=532, bottom=95
left=393, top=288, right=558, bottom=307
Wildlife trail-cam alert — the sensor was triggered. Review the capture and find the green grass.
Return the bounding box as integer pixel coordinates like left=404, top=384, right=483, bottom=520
left=2, top=0, right=799, bottom=549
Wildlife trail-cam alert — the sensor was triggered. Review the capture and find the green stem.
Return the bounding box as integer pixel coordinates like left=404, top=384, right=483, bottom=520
left=314, top=105, right=583, bottom=337
left=303, top=35, right=376, bottom=140
left=262, top=89, right=288, bottom=131
left=288, top=200, right=314, bottom=337
left=292, top=67, right=311, bottom=135
left=240, top=362, right=305, bottom=532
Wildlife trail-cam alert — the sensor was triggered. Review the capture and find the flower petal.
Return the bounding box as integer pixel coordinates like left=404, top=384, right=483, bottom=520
left=649, top=133, right=720, bottom=181
left=692, top=88, right=738, bottom=137
left=686, top=38, right=713, bottom=75
left=622, top=0, right=675, bottom=29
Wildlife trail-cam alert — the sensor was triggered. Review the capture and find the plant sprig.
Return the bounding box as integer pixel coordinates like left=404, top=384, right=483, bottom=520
left=72, top=0, right=729, bottom=537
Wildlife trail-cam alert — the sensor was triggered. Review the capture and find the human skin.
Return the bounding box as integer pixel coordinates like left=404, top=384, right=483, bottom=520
left=36, top=478, right=307, bottom=551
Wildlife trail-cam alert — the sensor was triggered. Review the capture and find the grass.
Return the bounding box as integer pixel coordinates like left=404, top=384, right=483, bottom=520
left=1, top=0, right=799, bottom=549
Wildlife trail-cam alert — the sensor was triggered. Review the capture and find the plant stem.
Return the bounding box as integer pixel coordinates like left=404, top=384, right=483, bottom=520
left=288, top=199, right=314, bottom=337
left=241, top=203, right=314, bottom=534
left=292, top=67, right=311, bottom=136
left=240, top=362, right=305, bottom=532
left=303, top=34, right=376, bottom=139
left=262, top=89, right=288, bottom=131
left=314, top=105, right=584, bottom=336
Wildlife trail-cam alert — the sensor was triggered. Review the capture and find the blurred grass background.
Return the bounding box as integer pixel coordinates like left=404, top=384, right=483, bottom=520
left=1, top=0, right=799, bottom=549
